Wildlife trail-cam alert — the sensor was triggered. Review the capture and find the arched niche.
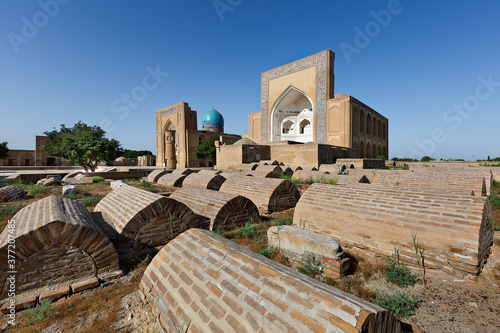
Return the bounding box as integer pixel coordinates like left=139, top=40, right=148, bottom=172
left=270, top=86, right=314, bottom=143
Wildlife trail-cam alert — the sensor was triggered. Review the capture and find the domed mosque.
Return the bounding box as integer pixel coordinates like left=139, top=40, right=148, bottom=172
left=202, top=107, right=224, bottom=133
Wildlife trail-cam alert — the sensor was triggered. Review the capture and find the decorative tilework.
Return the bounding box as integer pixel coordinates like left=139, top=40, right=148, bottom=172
left=260, top=50, right=334, bottom=144
left=161, top=108, right=176, bottom=116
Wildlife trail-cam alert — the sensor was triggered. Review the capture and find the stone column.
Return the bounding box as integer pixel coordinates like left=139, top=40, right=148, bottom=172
left=164, top=130, right=176, bottom=169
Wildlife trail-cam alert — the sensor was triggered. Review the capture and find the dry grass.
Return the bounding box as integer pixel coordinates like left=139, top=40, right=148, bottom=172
left=12, top=267, right=146, bottom=333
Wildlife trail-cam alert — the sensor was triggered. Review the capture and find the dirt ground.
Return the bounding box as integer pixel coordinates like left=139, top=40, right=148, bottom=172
left=1, top=179, right=500, bottom=332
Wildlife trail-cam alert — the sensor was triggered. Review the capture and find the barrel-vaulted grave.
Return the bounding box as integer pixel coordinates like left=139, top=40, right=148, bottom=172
left=0, top=186, right=27, bottom=202
left=255, top=164, right=283, bottom=175
left=170, top=187, right=259, bottom=231
left=139, top=229, right=402, bottom=333
left=294, top=183, right=494, bottom=277
left=182, top=173, right=226, bottom=191
left=147, top=169, right=170, bottom=183
left=197, top=170, right=223, bottom=175
left=410, top=167, right=493, bottom=196
left=235, top=163, right=258, bottom=171
left=0, top=196, right=121, bottom=301
left=220, top=177, right=300, bottom=214
left=371, top=169, right=488, bottom=196
left=93, top=185, right=199, bottom=254
left=157, top=173, right=187, bottom=188
left=171, top=168, right=196, bottom=176
left=244, top=170, right=281, bottom=178
left=292, top=171, right=370, bottom=185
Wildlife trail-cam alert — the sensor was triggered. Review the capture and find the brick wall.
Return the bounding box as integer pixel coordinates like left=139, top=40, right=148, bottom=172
left=170, top=187, right=259, bottom=231
left=294, top=183, right=493, bottom=277
left=94, top=186, right=199, bottom=253
left=139, top=229, right=402, bottom=332
left=0, top=196, right=120, bottom=299
left=219, top=178, right=300, bottom=213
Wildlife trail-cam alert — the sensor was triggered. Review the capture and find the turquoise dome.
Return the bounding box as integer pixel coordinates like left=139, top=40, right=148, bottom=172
left=202, top=108, right=224, bottom=126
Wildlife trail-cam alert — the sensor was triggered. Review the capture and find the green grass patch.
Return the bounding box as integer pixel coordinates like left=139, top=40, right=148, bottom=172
left=25, top=299, right=55, bottom=324
left=140, top=180, right=156, bottom=192
left=236, top=222, right=260, bottom=239
left=257, top=246, right=275, bottom=258
left=271, top=215, right=293, bottom=227
left=23, top=184, right=48, bottom=198
left=92, top=176, right=106, bottom=183
left=371, top=290, right=419, bottom=318
left=79, top=197, right=102, bottom=207
left=0, top=204, right=25, bottom=220
left=382, top=258, right=419, bottom=287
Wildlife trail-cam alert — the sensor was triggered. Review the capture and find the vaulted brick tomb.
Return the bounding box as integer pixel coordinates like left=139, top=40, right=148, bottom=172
left=182, top=173, right=226, bottom=191
left=219, top=177, right=301, bottom=213
left=170, top=187, right=259, bottom=231
left=93, top=185, right=199, bottom=254
left=294, top=183, right=493, bottom=277
left=139, top=229, right=402, bottom=333
left=0, top=186, right=27, bottom=202
left=157, top=173, right=187, bottom=187
left=147, top=169, right=170, bottom=183
left=0, top=196, right=121, bottom=304
left=371, top=169, right=488, bottom=196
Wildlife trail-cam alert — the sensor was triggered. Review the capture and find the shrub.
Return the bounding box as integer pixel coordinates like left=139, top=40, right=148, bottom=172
left=239, top=222, right=259, bottom=239
left=297, top=255, right=320, bottom=277
left=25, top=299, right=54, bottom=324
left=271, top=215, right=293, bottom=227
left=24, top=184, right=47, bottom=197
left=382, top=258, right=419, bottom=287
left=215, top=226, right=225, bottom=236
left=278, top=173, right=301, bottom=187
left=371, top=290, right=419, bottom=318
left=63, top=193, right=77, bottom=200
left=258, top=246, right=275, bottom=258
left=0, top=204, right=25, bottom=220
left=92, top=176, right=106, bottom=183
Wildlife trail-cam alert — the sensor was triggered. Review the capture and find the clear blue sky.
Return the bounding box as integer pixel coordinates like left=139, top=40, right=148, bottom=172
left=1, top=0, right=499, bottom=160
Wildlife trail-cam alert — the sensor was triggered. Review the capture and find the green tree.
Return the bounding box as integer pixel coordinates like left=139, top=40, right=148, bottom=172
left=195, top=134, right=220, bottom=160
left=0, top=142, right=9, bottom=160
left=43, top=122, right=122, bottom=172
left=121, top=149, right=153, bottom=159
left=421, top=156, right=432, bottom=162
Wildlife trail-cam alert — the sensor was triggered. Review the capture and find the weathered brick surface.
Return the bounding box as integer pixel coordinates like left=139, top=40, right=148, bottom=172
left=140, top=229, right=401, bottom=333
left=294, top=183, right=494, bottom=276
left=157, top=173, right=187, bottom=187
left=171, top=187, right=259, bottom=231
left=182, top=173, right=227, bottom=191
left=234, top=164, right=258, bottom=171
left=171, top=168, right=196, bottom=176
left=0, top=196, right=120, bottom=300
left=197, top=170, right=223, bottom=175
left=371, top=169, right=489, bottom=196
left=219, top=177, right=300, bottom=213
left=147, top=170, right=170, bottom=183
left=0, top=186, right=27, bottom=202
left=292, top=171, right=370, bottom=184
left=94, top=185, right=200, bottom=253
left=285, top=166, right=318, bottom=172
left=255, top=165, right=283, bottom=175
left=259, top=160, right=280, bottom=165
left=243, top=170, right=281, bottom=178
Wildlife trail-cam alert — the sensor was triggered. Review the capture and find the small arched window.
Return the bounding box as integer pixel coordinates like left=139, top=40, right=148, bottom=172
left=300, top=119, right=311, bottom=135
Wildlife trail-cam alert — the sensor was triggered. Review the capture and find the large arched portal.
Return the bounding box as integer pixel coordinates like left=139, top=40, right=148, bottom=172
left=270, top=86, right=314, bottom=143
